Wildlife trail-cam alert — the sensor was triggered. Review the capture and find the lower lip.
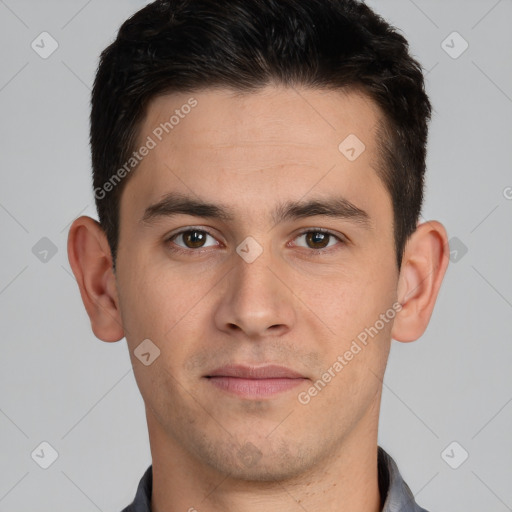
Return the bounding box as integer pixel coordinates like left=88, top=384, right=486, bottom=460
left=207, top=377, right=306, bottom=398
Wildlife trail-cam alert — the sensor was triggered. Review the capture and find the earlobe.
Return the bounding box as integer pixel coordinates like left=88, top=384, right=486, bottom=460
left=67, top=216, right=125, bottom=342
left=391, top=220, right=449, bottom=343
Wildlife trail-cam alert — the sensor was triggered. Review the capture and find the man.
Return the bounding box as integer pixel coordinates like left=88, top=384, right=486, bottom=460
left=67, top=0, right=449, bottom=510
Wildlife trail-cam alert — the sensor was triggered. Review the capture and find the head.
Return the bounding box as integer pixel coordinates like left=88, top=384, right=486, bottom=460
left=69, top=0, right=448, bottom=483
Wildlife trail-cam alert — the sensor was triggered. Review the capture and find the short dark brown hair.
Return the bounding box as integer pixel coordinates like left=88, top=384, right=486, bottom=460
left=90, top=0, right=431, bottom=269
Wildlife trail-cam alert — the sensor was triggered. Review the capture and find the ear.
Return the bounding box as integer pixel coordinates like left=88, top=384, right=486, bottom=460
left=391, top=220, right=449, bottom=343
left=67, top=215, right=125, bottom=342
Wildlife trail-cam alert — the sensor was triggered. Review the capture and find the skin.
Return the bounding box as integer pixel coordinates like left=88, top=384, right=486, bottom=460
left=68, top=86, right=449, bottom=512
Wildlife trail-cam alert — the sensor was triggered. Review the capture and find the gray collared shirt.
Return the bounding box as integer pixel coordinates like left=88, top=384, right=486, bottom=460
left=121, top=446, right=429, bottom=511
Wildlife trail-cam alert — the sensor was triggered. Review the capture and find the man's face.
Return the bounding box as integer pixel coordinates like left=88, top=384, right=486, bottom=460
left=115, top=86, right=399, bottom=480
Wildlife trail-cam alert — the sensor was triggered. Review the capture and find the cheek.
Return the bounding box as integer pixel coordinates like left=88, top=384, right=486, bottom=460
left=117, top=266, right=205, bottom=406
left=307, top=264, right=396, bottom=344
left=303, top=261, right=396, bottom=408
left=306, top=277, right=394, bottom=408
left=117, top=257, right=216, bottom=361
left=116, top=255, right=176, bottom=347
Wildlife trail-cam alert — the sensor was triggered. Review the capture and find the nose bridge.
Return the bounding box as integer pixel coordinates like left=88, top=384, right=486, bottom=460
left=214, top=240, right=295, bottom=337
left=235, top=244, right=279, bottom=305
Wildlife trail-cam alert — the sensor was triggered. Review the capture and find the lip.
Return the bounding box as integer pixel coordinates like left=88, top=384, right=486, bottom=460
left=206, top=364, right=305, bottom=379
left=205, top=365, right=307, bottom=399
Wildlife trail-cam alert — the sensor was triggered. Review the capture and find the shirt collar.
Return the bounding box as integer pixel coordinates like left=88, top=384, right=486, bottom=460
left=378, top=447, right=429, bottom=511
left=121, top=446, right=429, bottom=512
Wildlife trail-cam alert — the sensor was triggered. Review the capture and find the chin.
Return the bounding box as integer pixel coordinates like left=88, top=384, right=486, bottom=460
left=190, top=434, right=321, bottom=483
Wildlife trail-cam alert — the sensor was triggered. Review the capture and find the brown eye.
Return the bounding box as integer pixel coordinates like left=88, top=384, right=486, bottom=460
left=170, top=229, right=218, bottom=251
left=293, top=229, right=344, bottom=252
left=305, top=231, right=330, bottom=249
left=181, top=230, right=207, bottom=248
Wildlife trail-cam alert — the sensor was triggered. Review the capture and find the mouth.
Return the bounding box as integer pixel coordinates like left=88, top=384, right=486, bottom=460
left=204, top=364, right=308, bottom=399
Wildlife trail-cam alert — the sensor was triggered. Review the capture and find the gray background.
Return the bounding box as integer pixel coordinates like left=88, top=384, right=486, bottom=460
left=0, top=0, right=511, bottom=510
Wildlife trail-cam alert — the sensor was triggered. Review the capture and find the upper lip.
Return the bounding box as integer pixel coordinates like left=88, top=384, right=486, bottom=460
left=206, top=364, right=305, bottom=379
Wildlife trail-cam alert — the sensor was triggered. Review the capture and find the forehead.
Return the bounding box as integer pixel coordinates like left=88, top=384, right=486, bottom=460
left=120, top=86, right=390, bottom=228
left=143, top=86, right=381, bottom=152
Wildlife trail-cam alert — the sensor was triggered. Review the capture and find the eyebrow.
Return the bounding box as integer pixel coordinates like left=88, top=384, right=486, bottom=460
left=141, top=192, right=372, bottom=229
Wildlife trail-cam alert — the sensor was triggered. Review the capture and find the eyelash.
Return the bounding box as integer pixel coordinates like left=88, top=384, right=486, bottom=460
left=164, top=227, right=346, bottom=256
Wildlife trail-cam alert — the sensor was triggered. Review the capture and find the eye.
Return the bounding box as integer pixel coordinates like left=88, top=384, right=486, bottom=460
left=293, top=229, right=344, bottom=251
left=167, top=229, right=219, bottom=251
left=165, top=227, right=346, bottom=256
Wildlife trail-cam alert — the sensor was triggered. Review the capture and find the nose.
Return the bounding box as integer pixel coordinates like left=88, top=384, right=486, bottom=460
left=213, top=244, right=297, bottom=340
